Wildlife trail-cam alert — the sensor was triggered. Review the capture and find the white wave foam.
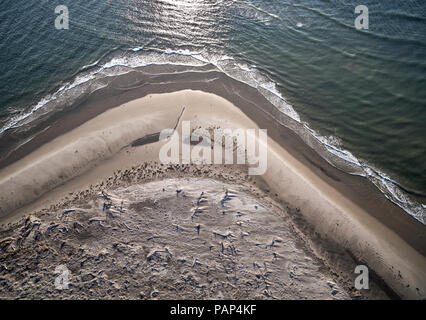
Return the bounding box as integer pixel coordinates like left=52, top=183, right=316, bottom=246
left=313, top=133, right=362, bottom=167
left=363, top=167, right=425, bottom=224
left=81, top=58, right=102, bottom=71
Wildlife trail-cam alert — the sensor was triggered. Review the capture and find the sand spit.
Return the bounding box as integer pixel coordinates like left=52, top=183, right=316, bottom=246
left=0, top=166, right=388, bottom=299
left=0, top=90, right=425, bottom=299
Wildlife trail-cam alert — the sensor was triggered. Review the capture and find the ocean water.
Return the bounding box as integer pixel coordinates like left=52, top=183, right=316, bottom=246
left=0, top=0, right=425, bottom=223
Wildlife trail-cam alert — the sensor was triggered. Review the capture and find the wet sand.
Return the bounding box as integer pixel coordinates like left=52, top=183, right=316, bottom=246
left=0, top=87, right=425, bottom=299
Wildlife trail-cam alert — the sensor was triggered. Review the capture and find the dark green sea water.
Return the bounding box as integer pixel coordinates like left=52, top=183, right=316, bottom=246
left=0, top=0, right=425, bottom=222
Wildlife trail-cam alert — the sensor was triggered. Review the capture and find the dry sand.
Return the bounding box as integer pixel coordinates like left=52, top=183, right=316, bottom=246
left=0, top=90, right=425, bottom=299
left=0, top=171, right=388, bottom=299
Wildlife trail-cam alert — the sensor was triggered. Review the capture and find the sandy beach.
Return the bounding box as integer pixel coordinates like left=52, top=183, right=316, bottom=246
left=0, top=88, right=425, bottom=300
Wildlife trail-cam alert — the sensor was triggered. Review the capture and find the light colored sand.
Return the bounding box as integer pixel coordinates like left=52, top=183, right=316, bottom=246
left=0, top=90, right=424, bottom=299
left=0, top=177, right=357, bottom=299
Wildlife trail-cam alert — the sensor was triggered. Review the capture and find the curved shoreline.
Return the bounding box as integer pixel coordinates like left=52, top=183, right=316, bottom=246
left=1, top=66, right=424, bottom=247
left=0, top=86, right=425, bottom=299
left=0, top=63, right=424, bottom=226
